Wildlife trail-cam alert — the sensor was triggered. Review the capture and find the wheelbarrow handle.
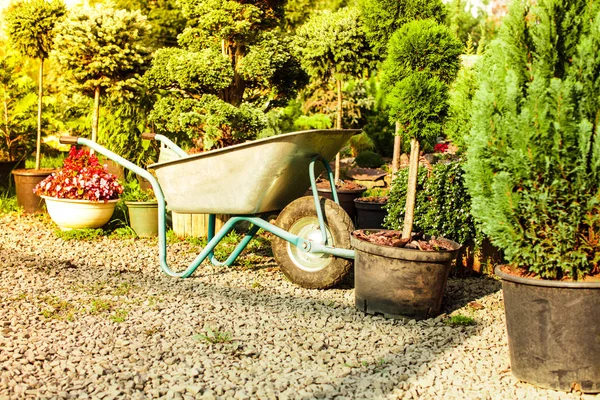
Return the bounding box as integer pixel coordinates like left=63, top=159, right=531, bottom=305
left=59, top=136, right=80, bottom=145
left=141, top=132, right=156, bottom=141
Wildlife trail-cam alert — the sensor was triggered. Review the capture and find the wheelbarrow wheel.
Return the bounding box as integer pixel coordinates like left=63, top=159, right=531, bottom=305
left=272, top=196, right=354, bottom=289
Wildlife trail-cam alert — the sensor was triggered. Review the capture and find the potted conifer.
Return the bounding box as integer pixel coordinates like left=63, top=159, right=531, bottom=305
left=464, top=0, right=600, bottom=392
left=4, top=0, right=66, bottom=212
left=351, top=19, right=463, bottom=319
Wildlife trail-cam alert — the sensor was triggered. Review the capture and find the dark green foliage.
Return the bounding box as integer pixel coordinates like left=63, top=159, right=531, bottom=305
left=145, top=0, right=305, bottom=150
left=295, top=7, right=374, bottom=83
left=99, top=98, right=158, bottom=168
left=444, top=58, right=479, bottom=150
left=284, top=0, right=351, bottom=30
left=149, top=95, right=266, bottom=150
left=464, top=0, right=600, bottom=280
left=358, top=0, right=446, bottom=56
left=361, top=76, right=395, bottom=157
left=52, top=5, right=151, bottom=98
left=114, top=0, right=186, bottom=50
left=382, top=19, right=463, bottom=144
left=144, top=48, right=233, bottom=94
left=0, top=47, right=37, bottom=161
left=385, top=160, right=481, bottom=248
left=445, top=0, right=485, bottom=50
left=4, top=0, right=66, bottom=60
left=355, top=150, right=383, bottom=168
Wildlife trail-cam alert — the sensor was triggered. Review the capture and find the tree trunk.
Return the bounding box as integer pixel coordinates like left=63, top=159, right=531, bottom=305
left=335, top=78, right=343, bottom=183
left=91, top=86, right=101, bottom=153
left=3, top=87, right=10, bottom=159
left=402, top=138, right=420, bottom=240
left=35, top=58, right=44, bottom=170
left=391, top=121, right=401, bottom=175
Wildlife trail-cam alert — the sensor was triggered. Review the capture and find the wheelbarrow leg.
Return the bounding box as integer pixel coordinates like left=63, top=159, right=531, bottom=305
left=207, top=214, right=260, bottom=267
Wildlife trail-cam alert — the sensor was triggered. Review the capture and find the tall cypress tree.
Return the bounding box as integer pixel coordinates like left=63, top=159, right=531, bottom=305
left=464, top=0, right=600, bottom=280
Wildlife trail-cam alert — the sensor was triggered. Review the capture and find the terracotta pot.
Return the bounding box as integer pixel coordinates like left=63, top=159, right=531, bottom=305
left=41, top=196, right=118, bottom=230
left=12, top=169, right=55, bottom=214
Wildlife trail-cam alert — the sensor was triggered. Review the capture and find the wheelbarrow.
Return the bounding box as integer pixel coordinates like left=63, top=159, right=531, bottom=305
left=59, top=129, right=360, bottom=289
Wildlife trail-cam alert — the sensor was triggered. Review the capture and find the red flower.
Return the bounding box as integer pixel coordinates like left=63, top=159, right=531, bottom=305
left=434, top=143, right=449, bottom=153
left=33, top=147, right=123, bottom=201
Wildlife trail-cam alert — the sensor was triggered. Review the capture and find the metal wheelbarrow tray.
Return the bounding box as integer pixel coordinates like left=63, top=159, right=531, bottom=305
left=59, top=129, right=360, bottom=289
left=150, top=129, right=357, bottom=214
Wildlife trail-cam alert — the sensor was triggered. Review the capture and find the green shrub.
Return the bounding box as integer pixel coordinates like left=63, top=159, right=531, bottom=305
left=464, top=0, right=600, bottom=280
left=384, top=159, right=482, bottom=248
left=355, top=150, right=384, bottom=168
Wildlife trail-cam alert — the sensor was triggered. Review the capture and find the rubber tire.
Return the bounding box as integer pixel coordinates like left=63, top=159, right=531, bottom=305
left=272, top=196, right=354, bottom=289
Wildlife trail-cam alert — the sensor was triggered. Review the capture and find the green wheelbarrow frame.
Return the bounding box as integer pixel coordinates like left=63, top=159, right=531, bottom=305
left=59, top=134, right=356, bottom=280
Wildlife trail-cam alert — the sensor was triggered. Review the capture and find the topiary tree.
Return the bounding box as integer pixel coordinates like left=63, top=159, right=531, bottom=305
left=381, top=19, right=462, bottom=239
left=295, top=6, right=373, bottom=182
left=358, top=0, right=446, bottom=174
left=4, top=0, right=66, bottom=170
left=358, top=0, right=446, bottom=56
left=52, top=3, right=151, bottom=146
left=464, top=0, right=600, bottom=280
left=144, top=0, right=307, bottom=151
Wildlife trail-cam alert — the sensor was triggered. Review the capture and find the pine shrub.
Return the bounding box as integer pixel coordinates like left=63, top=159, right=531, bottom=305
left=464, top=0, right=600, bottom=280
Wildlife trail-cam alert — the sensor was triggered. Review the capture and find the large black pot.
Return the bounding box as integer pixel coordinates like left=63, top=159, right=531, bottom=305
left=351, top=230, right=460, bottom=319
left=496, top=266, right=600, bottom=393
left=354, top=198, right=387, bottom=229
left=308, top=185, right=366, bottom=222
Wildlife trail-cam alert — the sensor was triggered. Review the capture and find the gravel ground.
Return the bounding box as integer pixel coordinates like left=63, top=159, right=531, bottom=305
left=0, top=213, right=595, bottom=400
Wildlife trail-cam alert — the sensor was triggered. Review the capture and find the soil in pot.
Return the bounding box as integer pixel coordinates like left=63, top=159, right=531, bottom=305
left=354, top=195, right=388, bottom=229
left=351, top=230, right=460, bottom=320
left=308, top=180, right=366, bottom=221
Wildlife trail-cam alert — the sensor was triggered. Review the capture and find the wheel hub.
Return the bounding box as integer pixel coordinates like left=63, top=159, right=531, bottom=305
left=287, top=217, right=333, bottom=272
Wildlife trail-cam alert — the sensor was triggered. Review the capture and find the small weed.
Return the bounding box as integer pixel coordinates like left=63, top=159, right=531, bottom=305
left=444, top=314, right=476, bottom=326
left=113, top=282, right=133, bottom=296
left=166, top=229, right=181, bottom=244
left=185, top=236, right=207, bottom=247
left=54, top=228, right=104, bottom=241
left=144, top=327, right=160, bottom=336
left=251, top=280, right=262, bottom=289
left=0, top=190, right=21, bottom=214
left=110, top=309, right=128, bottom=323
left=361, top=361, right=369, bottom=367
left=79, top=281, right=107, bottom=295
left=39, top=296, right=77, bottom=321
left=9, top=292, right=28, bottom=301
left=193, top=326, right=232, bottom=344
left=109, top=226, right=137, bottom=239
left=88, top=299, right=114, bottom=315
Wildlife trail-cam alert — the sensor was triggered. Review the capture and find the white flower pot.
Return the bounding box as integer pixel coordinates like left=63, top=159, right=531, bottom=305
left=41, top=196, right=118, bottom=230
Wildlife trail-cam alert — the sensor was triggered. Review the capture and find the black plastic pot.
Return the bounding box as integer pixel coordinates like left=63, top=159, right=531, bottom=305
left=0, top=160, right=25, bottom=188
left=308, top=185, right=366, bottom=221
left=354, top=198, right=387, bottom=229
left=351, top=230, right=460, bottom=319
left=496, top=266, right=600, bottom=393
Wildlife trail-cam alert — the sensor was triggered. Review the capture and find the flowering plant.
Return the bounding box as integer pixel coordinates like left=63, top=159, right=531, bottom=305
left=34, top=147, right=123, bottom=201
